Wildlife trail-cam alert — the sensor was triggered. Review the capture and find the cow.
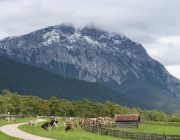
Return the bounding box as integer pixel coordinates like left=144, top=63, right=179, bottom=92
left=3, top=117, right=10, bottom=123
left=55, top=116, right=62, bottom=121
left=41, top=120, right=58, bottom=130
left=50, top=120, right=58, bottom=129
left=79, top=121, right=83, bottom=128
left=65, top=120, right=77, bottom=131
left=63, top=120, right=77, bottom=126
left=41, top=122, right=52, bottom=131
left=28, top=120, right=38, bottom=126
left=65, top=123, right=74, bottom=131
left=11, top=117, right=16, bottom=122
left=69, top=117, right=74, bottom=121
left=63, top=121, right=70, bottom=127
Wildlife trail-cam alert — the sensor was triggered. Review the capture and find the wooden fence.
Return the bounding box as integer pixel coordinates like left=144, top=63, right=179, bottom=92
left=83, top=123, right=180, bottom=140
left=0, top=114, right=21, bottom=118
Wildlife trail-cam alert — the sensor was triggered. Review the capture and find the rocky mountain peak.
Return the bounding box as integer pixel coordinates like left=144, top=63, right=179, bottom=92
left=0, top=23, right=180, bottom=107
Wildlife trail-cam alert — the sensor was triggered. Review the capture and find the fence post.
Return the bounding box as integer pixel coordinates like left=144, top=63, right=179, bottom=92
left=125, top=131, right=127, bottom=139
left=143, top=132, right=145, bottom=140
left=136, top=132, right=138, bottom=140
left=119, top=130, right=121, bottom=138
left=163, top=132, right=166, bottom=140
left=156, top=133, right=158, bottom=140
left=170, top=135, right=174, bottom=140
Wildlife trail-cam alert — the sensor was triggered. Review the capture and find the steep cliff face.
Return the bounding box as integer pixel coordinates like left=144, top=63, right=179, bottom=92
left=1, top=24, right=180, bottom=104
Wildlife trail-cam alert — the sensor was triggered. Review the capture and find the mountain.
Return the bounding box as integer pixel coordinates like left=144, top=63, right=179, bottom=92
left=0, top=55, right=147, bottom=109
left=1, top=23, right=180, bottom=113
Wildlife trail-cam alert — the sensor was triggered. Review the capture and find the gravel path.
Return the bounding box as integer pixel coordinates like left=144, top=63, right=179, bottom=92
left=0, top=119, right=56, bottom=140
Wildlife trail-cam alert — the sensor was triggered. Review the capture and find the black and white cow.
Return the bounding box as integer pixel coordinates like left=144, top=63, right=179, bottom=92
left=41, top=120, right=58, bottom=131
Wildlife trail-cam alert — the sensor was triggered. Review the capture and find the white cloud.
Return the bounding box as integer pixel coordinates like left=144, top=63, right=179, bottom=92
left=144, top=36, right=180, bottom=79
left=144, top=36, right=180, bottom=66
left=165, top=65, right=180, bottom=80
left=0, top=0, right=180, bottom=79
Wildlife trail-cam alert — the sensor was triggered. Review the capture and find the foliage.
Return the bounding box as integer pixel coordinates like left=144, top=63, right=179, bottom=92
left=0, top=91, right=180, bottom=122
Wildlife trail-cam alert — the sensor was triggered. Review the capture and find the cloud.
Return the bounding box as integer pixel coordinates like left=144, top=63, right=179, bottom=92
left=1, top=0, right=180, bottom=41
left=145, top=36, right=180, bottom=66
left=0, top=0, right=180, bottom=79
left=165, top=65, right=180, bottom=80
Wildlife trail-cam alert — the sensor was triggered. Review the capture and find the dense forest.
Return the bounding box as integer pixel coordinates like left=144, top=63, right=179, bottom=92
left=0, top=55, right=151, bottom=110
left=1, top=89, right=180, bottom=122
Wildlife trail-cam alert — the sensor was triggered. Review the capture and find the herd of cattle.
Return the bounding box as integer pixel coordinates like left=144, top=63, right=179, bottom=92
left=2, top=116, right=115, bottom=131
left=3, top=116, right=16, bottom=123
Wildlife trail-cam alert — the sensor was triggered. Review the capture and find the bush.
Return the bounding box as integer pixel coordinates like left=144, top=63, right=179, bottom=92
left=100, top=128, right=108, bottom=135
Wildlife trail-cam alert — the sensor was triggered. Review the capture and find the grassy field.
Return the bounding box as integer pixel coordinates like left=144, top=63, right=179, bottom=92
left=0, top=117, right=32, bottom=140
left=0, top=131, right=21, bottom=140
left=112, top=123, right=180, bottom=135
left=19, top=119, right=180, bottom=140
left=2, top=118, right=180, bottom=140
left=19, top=119, right=123, bottom=140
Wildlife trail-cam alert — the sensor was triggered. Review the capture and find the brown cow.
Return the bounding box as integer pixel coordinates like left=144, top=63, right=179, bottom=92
left=3, top=117, right=10, bottom=123
left=11, top=117, right=16, bottom=122
left=28, top=120, right=38, bottom=126
left=79, top=121, right=83, bottom=128
left=65, top=123, right=74, bottom=131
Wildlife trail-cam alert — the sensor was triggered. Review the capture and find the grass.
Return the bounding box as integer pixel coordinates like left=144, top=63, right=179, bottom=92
left=0, top=131, right=22, bottom=140
left=19, top=119, right=123, bottom=140
left=0, top=117, right=31, bottom=140
left=19, top=119, right=180, bottom=139
left=2, top=118, right=180, bottom=140
left=111, top=123, right=180, bottom=135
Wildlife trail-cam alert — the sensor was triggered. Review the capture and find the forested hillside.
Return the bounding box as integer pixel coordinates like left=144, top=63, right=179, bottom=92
left=0, top=56, right=149, bottom=109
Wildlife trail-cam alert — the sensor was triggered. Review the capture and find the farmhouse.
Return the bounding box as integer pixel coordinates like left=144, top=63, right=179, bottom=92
left=114, top=114, right=140, bottom=128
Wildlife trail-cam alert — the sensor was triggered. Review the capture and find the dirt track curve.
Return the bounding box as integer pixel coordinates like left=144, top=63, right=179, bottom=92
left=0, top=119, right=56, bottom=140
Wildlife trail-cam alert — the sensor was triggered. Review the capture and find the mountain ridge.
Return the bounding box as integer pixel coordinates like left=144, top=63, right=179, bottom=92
left=1, top=23, right=180, bottom=113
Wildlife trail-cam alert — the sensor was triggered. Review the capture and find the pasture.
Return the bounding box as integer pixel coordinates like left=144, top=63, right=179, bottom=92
left=18, top=118, right=122, bottom=140
left=1, top=117, right=180, bottom=140
left=111, top=123, right=180, bottom=135
left=19, top=119, right=180, bottom=140
left=0, top=117, right=31, bottom=140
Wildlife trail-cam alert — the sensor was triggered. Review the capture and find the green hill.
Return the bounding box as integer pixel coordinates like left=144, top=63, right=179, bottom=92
left=0, top=56, right=150, bottom=109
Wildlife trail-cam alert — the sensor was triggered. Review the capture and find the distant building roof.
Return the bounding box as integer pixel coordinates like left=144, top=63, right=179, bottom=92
left=115, top=114, right=140, bottom=122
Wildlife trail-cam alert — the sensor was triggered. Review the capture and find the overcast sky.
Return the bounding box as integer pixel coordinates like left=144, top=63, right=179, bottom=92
left=0, top=0, right=180, bottom=79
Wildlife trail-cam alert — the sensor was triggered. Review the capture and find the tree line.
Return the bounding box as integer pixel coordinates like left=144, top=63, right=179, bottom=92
left=1, top=89, right=180, bottom=122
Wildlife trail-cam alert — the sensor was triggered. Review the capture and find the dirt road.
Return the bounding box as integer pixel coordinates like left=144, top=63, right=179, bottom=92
left=0, top=119, right=56, bottom=140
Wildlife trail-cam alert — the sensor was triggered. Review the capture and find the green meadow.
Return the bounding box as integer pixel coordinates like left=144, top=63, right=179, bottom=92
left=112, top=123, right=180, bottom=135
left=18, top=119, right=122, bottom=140
left=0, top=118, right=31, bottom=140
left=1, top=118, right=180, bottom=140
left=19, top=119, right=180, bottom=140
